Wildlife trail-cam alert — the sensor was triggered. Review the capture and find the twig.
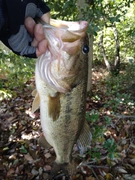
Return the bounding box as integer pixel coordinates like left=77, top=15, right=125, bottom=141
left=77, top=162, right=109, bottom=169
left=53, top=173, right=65, bottom=179
left=91, top=168, right=100, bottom=180
left=77, top=162, right=109, bottom=180
left=113, top=114, right=135, bottom=126
left=115, top=115, right=135, bottom=119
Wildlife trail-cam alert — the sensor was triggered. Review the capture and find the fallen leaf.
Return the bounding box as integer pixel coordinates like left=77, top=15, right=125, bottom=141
left=86, top=177, right=96, bottom=180
left=24, top=153, right=33, bottom=162
left=31, top=168, right=38, bottom=176
left=7, top=168, right=15, bottom=177
left=44, top=152, right=51, bottom=159
left=7, top=116, right=16, bottom=122
left=116, top=167, right=127, bottom=174
left=106, top=173, right=113, bottom=180
left=43, top=165, right=52, bottom=171
left=123, top=174, right=135, bottom=180
left=130, top=159, right=135, bottom=165
left=97, top=175, right=104, bottom=180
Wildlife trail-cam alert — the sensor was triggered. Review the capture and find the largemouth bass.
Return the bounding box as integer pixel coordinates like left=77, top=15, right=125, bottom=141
left=32, top=19, right=92, bottom=175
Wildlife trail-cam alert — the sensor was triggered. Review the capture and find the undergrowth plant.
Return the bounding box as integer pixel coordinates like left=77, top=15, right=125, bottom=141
left=86, top=110, right=117, bottom=161
left=104, top=61, right=135, bottom=113
left=0, top=49, right=35, bottom=100
left=87, top=60, right=135, bottom=163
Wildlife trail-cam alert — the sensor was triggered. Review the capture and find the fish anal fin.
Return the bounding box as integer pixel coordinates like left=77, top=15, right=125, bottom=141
left=48, top=92, right=61, bottom=121
left=38, top=133, right=51, bottom=149
left=31, top=92, right=40, bottom=113
left=77, top=121, right=92, bottom=154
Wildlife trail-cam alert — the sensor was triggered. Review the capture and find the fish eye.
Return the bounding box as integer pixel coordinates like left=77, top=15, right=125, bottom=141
left=82, top=45, right=89, bottom=54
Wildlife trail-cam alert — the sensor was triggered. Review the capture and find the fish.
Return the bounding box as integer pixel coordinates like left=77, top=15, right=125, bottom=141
left=32, top=19, right=92, bottom=175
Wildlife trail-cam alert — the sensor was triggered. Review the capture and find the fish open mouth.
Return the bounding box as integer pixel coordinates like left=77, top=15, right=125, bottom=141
left=36, top=19, right=89, bottom=93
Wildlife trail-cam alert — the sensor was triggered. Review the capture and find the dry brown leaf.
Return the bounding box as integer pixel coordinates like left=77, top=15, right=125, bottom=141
left=71, top=174, right=83, bottom=180
left=124, top=125, right=131, bottom=132
left=130, top=159, right=135, bottom=165
left=123, top=174, right=135, bottom=180
left=125, top=163, right=135, bottom=170
left=44, top=152, right=51, bottom=159
left=97, top=175, right=105, bottom=180
left=15, top=166, right=21, bottom=174
left=105, top=173, right=113, bottom=180
left=6, top=168, right=15, bottom=177
left=7, top=116, right=16, bottom=122
left=24, top=153, right=33, bottom=162
left=44, top=165, right=52, bottom=171
left=116, top=167, right=127, bottom=174
left=31, top=168, right=38, bottom=176
left=85, top=176, right=96, bottom=180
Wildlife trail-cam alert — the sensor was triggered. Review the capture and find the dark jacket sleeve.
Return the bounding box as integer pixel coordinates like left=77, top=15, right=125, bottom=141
left=5, top=0, right=50, bottom=35
left=37, top=0, right=50, bottom=15
left=0, top=0, right=50, bottom=58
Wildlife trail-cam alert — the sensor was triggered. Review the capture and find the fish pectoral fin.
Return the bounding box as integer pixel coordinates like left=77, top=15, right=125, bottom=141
left=31, top=92, right=40, bottom=113
left=48, top=92, right=61, bottom=121
left=32, top=89, right=37, bottom=96
left=77, top=121, right=92, bottom=154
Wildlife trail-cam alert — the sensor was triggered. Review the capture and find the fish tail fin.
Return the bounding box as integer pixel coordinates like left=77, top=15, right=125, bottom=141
left=51, top=161, right=76, bottom=177
left=77, top=121, right=92, bottom=154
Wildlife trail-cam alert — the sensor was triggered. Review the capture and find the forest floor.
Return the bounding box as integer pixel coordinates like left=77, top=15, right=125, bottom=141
left=0, top=67, right=135, bottom=180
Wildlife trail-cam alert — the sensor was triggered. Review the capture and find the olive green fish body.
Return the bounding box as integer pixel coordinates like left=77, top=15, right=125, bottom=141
left=33, top=19, right=91, bottom=168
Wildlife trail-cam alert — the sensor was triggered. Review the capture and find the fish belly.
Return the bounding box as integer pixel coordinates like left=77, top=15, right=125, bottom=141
left=35, top=65, right=87, bottom=164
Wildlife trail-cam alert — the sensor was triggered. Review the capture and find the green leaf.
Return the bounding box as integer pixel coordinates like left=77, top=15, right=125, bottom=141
left=19, top=145, right=27, bottom=154
left=3, top=147, right=9, bottom=151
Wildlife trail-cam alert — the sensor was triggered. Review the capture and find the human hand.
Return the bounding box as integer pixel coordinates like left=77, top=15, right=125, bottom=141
left=25, top=12, right=50, bottom=57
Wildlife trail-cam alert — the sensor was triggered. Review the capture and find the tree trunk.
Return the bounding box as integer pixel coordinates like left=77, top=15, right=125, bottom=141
left=77, top=0, right=93, bottom=92
left=99, top=31, right=111, bottom=71
left=113, top=24, right=120, bottom=74
left=99, top=25, right=120, bottom=75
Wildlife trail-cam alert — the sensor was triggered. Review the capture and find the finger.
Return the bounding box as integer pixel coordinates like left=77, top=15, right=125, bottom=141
left=24, top=16, right=36, bottom=37
left=34, top=24, right=45, bottom=42
left=36, top=39, right=48, bottom=57
left=31, top=38, right=39, bottom=47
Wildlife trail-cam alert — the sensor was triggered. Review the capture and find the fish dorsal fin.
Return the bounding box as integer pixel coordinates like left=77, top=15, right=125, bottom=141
left=77, top=121, right=92, bottom=154
left=32, top=91, right=40, bottom=113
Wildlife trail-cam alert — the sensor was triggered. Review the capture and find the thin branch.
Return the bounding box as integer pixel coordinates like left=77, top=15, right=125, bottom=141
left=77, top=162, right=109, bottom=180
left=91, top=168, right=100, bottom=180
left=116, top=115, right=135, bottom=118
